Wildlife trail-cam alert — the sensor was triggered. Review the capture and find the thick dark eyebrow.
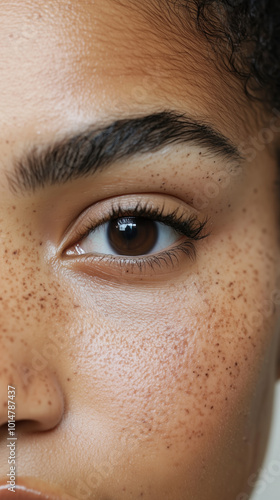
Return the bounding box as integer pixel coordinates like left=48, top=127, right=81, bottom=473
left=7, top=110, right=242, bottom=194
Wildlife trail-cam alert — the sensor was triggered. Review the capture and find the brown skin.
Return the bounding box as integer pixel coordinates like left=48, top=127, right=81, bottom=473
left=0, top=1, right=280, bottom=499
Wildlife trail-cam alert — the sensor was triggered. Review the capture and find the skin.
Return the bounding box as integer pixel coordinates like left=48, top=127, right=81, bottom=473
left=0, top=1, right=280, bottom=499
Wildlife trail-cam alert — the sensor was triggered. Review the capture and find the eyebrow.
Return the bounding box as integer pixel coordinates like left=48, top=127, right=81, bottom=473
left=7, top=110, right=242, bottom=194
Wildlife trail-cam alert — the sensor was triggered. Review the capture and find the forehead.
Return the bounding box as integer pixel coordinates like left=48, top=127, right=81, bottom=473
left=0, top=0, right=249, bottom=150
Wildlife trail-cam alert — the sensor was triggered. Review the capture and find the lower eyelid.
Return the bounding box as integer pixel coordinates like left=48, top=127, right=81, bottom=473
left=64, top=238, right=198, bottom=280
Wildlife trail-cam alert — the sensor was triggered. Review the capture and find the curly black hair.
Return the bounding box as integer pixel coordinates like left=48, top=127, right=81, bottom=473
left=191, top=0, right=280, bottom=111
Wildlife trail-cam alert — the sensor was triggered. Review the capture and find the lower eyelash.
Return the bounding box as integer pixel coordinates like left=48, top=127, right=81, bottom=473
left=135, top=240, right=197, bottom=271
left=80, top=238, right=198, bottom=274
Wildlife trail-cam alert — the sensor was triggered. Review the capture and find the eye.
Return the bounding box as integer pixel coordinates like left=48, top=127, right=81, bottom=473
left=71, top=216, right=184, bottom=257
left=63, top=196, right=209, bottom=276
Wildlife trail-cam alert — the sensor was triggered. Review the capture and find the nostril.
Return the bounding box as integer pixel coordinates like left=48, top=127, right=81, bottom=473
left=0, top=368, right=65, bottom=433
left=3, top=418, right=59, bottom=433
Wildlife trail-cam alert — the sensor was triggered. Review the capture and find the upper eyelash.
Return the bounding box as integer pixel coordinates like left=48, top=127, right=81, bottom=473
left=72, top=200, right=209, bottom=245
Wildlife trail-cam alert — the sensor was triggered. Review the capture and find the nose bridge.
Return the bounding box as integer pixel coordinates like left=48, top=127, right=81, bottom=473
left=0, top=199, right=66, bottom=330
left=0, top=233, right=39, bottom=324
left=0, top=232, right=61, bottom=332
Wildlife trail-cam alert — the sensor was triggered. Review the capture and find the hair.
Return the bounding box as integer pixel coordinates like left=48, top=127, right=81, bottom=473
left=189, top=0, right=280, bottom=111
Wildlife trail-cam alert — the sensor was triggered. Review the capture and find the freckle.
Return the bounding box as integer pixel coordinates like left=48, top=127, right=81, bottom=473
left=48, top=401, right=52, bottom=405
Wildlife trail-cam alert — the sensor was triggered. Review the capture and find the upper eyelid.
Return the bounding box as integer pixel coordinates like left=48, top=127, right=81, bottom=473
left=66, top=204, right=194, bottom=243
left=58, top=193, right=207, bottom=256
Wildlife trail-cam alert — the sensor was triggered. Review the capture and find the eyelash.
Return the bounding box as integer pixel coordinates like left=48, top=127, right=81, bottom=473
left=66, top=200, right=210, bottom=274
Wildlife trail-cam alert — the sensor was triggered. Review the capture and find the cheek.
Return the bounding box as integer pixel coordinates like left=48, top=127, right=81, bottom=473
left=68, top=263, right=276, bottom=446
left=63, top=274, right=276, bottom=499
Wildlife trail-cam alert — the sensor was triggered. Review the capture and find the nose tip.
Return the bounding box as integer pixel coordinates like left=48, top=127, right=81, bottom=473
left=0, top=363, right=64, bottom=432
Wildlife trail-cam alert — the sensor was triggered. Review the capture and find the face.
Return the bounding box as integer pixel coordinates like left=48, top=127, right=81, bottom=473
left=0, top=1, right=280, bottom=499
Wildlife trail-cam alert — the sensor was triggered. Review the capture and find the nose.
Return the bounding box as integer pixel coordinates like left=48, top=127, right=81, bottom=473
left=0, top=352, right=64, bottom=432
left=0, top=240, right=65, bottom=434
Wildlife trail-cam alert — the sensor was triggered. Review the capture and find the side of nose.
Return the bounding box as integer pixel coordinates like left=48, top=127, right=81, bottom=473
left=0, top=218, right=66, bottom=436
left=0, top=354, right=64, bottom=432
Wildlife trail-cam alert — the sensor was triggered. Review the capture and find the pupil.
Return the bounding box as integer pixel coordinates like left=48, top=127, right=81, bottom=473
left=107, top=217, right=158, bottom=256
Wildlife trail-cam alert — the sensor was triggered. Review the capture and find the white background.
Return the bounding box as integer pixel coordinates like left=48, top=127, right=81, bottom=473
left=251, top=381, right=280, bottom=500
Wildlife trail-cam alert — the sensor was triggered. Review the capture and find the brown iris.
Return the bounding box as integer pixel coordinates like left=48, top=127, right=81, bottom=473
left=107, top=217, right=158, bottom=256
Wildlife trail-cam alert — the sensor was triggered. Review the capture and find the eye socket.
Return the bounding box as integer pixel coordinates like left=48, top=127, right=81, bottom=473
left=71, top=216, right=183, bottom=258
